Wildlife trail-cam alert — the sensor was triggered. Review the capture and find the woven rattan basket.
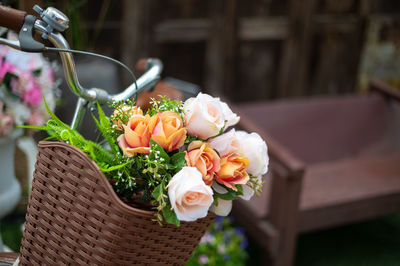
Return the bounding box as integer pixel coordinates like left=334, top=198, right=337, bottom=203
left=19, top=141, right=214, bottom=265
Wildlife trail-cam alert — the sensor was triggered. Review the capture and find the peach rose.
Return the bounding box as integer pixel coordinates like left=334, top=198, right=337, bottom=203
left=148, top=111, right=187, bottom=152
left=185, top=140, right=220, bottom=186
left=167, top=167, right=214, bottom=221
left=215, top=154, right=250, bottom=190
left=113, top=105, right=143, bottom=130
left=117, top=114, right=151, bottom=156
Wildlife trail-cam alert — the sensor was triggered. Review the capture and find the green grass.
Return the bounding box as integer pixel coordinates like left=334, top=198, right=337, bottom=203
left=295, top=214, right=400, bottom=266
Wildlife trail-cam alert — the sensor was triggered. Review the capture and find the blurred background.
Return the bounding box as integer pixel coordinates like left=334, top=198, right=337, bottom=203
left=0, top=0, right=399, bottom=266
left=6, top=0, right=400, bottom=100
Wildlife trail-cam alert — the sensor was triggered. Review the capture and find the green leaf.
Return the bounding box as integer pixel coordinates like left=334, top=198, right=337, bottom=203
left=43, top=97, right=69, bottom=128
left=18, top=125, right=49, bottom=131
left=99, top=159, right=133, bottom=172
left=43, top=135, right=57, bottom=141
left=162, top=203, right=180, bottom=227
left=213, top=188, right=238, bottom=201
left=152, top=181, right=165, bottom=201
left=32, top=68, right=42, bottom=77
left=3, top=72, right=18, bottom=99
left=170, top=152, right=186, bottom=172
left=149, top=139, right=170, bottom=164
left=235, top=184, right=244, bottom=196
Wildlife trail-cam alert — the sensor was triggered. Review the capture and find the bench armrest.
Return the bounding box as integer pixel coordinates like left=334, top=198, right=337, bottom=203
left=230, top=103, right=305, bottom=178
left=370, top=80, right=400, bottom=102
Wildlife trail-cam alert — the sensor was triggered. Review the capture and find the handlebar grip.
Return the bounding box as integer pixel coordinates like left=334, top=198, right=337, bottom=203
left=0, top=5, right=27, bottom=32
left=136, top=58, right=150, bottom=73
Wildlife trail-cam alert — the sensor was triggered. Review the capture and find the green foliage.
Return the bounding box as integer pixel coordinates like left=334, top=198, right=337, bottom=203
left=170, top=152, right=186, bottom=173
left=186, top=217, right=248, bottom=266
left=147, top=96, right=184, bottom=120
left=162, top=203, right=180, bottom=227
left=21, top=99, right=136, bottom=197
left=247, top=174, right=263, bottom=197
left=213, top=185, right=243, bottom=202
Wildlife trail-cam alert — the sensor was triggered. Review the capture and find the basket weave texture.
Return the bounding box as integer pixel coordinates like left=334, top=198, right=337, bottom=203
left=20, top=141, right=214, bottom=265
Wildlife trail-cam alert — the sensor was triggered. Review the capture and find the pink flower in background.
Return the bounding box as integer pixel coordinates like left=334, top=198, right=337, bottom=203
left=0, top=61, right=16, bottom=80
left=0, top=114, right=14, bottom=135
left=0, top=31, right=60, bottom=137
left=27, top=110, right=45, bottom=126
left=22, top=84, right=42, bottom=106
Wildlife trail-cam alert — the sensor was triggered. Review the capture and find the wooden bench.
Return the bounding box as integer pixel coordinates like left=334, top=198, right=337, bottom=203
left=231, top=80, right=400, bottom=266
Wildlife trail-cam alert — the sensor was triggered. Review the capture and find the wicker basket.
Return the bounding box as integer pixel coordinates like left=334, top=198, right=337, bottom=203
left=19, top=141, right=214, bottom=266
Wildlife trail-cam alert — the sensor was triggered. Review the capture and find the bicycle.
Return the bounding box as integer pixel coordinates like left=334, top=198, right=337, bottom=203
left=0, top=4, right=213, bottom=265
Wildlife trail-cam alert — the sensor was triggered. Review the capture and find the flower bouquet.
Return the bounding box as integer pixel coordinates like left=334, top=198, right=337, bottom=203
left=0, top=32, right=59, bottom=136
left=19, top=92, right=268, bottom=265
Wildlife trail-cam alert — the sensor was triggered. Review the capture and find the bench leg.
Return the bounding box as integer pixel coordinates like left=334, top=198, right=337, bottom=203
left=269, top=171, right=303, bottom=266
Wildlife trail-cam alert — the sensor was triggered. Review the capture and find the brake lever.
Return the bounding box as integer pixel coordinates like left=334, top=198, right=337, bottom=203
left=0, top=37, right=21, bottom=50
left=19, top=15, right=45, bottom=52
left=0, top=14, right=46, bottom=52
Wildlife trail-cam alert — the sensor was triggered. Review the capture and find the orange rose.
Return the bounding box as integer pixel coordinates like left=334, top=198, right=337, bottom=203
left=113, top=105, right=143, bottom=130
left=117, top=114, right=151, bottom=156
left=215, top=155, right=250, bottom=190
left=185, top=140, right=220, bottom=186
left=148, top=111, right=187, bottom=152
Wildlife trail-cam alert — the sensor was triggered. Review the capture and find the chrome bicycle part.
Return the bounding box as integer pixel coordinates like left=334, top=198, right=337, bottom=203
left=33, top=5, right=69, bottom=39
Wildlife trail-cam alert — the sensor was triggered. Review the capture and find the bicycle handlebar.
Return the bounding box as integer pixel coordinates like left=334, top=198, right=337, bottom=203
left=0, top=5, right=27, bottom=32
left=0, top=4, right=163, bottom=130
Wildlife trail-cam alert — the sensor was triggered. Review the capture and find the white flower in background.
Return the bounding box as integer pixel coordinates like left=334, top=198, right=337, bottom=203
left=7, top=102, right=30, bottom=126
left=6, top=49, right=44, bottom=72
left=167, top=167, right=214, bottom=221
left=183, top=93, right=239, bottom=139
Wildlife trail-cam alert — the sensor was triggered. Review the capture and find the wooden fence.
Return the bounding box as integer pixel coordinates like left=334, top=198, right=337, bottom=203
left=17, top=0, right=400, bottom=102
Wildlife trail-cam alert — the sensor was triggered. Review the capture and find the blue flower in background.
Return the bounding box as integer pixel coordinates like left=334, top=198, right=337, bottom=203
left=187, top=216, right=248, bottom=265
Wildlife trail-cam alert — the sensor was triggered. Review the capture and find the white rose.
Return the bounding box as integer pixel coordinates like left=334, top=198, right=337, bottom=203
left=208, top=128, right=240, bottom=157
left=220, top=101, right=240, bottom=128
left=210, top=199, right=232, bottom=216
left=183, top=93, right=239, bottom=139
left=210, top=183, right=232, bottom=216
left=236, top=131, right=269, bottom=177
left=167, top=167, right=214, bottom=222
left=240, top=184, right=256, bottom=200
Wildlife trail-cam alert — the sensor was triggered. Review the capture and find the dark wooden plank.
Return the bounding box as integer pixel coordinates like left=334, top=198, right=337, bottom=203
left=277, top=0, right=316, bottom=98
left=204, top=0, right=238, bottom=96
left=121, top=0, right=151, bottom=86
left=239, top=17, right=288, bottom=40
left=154, top=19, right=210, bottom=42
